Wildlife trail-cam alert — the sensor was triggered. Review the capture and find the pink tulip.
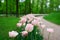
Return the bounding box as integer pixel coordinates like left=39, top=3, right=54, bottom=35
left=47, top=28, right=54, bottom=40
left=28, top=18, right=33, bottom=23
left=31, top=20, right=39, bottom=26
left=21, top=31, right=28, bottom=36
left=25, top=24, right=34, bottom=32
left=26, top=14, right=35, bottom=20
left=20, top=18, right=27, bottom=23
left=27, top=14, right=34, bottom=17
left=41, top=24, right=46, bottom=29
left=27, top=16, right=31, bottom=20
left=34, top=17, right=41, bottom=21
left=9, top=31, right=18, bottom=38
left=47, top=28, right=54, bottom=33
left=17, top=23, right=22, bottom=27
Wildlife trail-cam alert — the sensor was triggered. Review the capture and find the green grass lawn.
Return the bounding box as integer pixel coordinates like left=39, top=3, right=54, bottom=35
left=44, top=13, right=60, bottom=25
left=0, top=16, right=19, bottom=40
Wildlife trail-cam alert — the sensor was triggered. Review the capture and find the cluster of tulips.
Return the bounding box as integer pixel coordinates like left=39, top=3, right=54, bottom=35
left=8, top=14, right=54, bottom=40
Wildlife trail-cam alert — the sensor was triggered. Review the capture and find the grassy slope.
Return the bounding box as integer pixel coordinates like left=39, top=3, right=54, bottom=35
left=0, top=16, right=19, bottom=40
left=44, top=13, right=60, bottom=25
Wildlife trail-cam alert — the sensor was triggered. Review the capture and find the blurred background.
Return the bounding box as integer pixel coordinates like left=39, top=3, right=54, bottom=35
left=0, top=0, right=60, bottom=17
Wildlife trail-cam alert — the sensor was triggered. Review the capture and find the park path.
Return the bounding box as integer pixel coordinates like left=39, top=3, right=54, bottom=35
left=38, top=16, right=60, bottom=40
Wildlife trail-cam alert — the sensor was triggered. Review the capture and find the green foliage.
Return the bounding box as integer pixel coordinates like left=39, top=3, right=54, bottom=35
left=0, top=0, right=60, bottom=14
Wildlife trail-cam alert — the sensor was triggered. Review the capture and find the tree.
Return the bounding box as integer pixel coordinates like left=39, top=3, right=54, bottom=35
left=6, top=0, right=8, bottom=17
left=0, top=0, right=1, bottom=6
left=29, top=0, right=31, bottom=13
left=16, top=0, right=19, bottom=17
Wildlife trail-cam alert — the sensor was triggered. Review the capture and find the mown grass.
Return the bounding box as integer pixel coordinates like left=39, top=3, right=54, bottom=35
left=44, top=13, right=60, bottom=25
left=0, top=16, right=19, bottom=40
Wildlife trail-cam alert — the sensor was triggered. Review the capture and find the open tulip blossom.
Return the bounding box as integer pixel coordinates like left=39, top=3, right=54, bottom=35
left=34, top=17, right=41, bottom=21
left=27, top=18, right=33, bottom=23
left=20, top=18, right=27, bottom=24
left=17, top=23, right=22, bottom=27
left=9, top=31, right=18, bottom=38
left=47, top=28, right=54, bottom=33
left=31, top=20, right=39, bottom=26
left=41, top=24, right=46, bottom=29
left=26, top=14, right=35, bottom=20
left=25, top=24, right=34, bottom=32
left=21, top=31, right=28, bottom=37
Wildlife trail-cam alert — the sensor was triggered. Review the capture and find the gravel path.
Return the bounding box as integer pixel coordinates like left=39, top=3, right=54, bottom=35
left=38, top=16, right=60, bottom=40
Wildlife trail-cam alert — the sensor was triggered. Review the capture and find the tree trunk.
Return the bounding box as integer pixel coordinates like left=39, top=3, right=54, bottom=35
left=24, top=1, right=26, bottom=14
left=0, top=0, right=1, bottom=6
left=6, top=0, right=8, bottom=17
left=29, top=0, right=31, bottom=13
left=16, top=0, right=19, bottom=17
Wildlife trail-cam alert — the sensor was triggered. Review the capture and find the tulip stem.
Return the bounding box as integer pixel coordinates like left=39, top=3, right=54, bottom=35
left=12, top=38, right=15, bottom=40
left=42, top=29, right=44, bottom=35
left=31, top=33, right=32, bottom=40
left=48, top=32, right=50, bottom=40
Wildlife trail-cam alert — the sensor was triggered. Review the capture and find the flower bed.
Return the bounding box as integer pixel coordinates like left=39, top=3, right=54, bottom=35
left=8, top=14, right=54, bottom=40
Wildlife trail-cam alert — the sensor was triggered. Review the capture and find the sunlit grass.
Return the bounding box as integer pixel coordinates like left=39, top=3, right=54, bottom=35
left=44, top=13, right=60, bottom=25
